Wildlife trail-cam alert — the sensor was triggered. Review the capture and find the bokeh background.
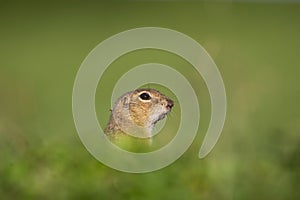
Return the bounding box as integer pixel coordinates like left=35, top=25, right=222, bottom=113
left=1, top=0, right=300, bottom=199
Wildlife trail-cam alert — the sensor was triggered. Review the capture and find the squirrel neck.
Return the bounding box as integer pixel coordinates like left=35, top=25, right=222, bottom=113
left=105, top=111, right=153, bottom=138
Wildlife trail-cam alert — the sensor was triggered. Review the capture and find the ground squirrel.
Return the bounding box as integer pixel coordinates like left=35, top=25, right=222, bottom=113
left=105, top=88, right=174, bottom=139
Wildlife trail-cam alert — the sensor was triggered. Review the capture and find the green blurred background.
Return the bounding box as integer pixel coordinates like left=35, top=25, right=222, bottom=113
left=1, top=0, right=300, bottom=199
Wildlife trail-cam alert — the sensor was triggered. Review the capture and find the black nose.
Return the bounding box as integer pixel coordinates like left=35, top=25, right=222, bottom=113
left=167, top=99, right=174, bottom=109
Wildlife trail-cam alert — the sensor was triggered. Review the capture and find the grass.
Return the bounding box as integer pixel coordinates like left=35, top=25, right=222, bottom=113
left=1, top=1, right=300, bottom=199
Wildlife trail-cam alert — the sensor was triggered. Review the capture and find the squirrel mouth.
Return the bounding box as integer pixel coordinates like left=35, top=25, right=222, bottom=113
left=153, top=110, right=170, bottom=125
left=154, top=115, right=165, bottom=125
left=166, top=99, right=174, bottom=110
left=152, top=99, right=174, bottom=125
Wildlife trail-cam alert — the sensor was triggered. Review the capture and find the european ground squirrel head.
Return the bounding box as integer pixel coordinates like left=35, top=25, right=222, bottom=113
left=105, top=88, right=174, bottom=138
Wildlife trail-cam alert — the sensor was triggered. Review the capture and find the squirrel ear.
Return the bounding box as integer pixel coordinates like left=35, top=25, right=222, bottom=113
left=122, top=96, right=129, bottom=109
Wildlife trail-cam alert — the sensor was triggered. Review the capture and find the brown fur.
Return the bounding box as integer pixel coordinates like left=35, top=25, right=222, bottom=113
left=105, top=88, right=174, bottom=138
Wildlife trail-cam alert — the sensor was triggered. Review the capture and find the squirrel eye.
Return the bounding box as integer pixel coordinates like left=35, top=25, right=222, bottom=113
left=139, top=92, right=151, bottom=100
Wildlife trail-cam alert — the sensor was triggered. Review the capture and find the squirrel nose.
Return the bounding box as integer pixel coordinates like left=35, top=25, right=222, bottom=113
left=167, top=99, right=174, bottom=109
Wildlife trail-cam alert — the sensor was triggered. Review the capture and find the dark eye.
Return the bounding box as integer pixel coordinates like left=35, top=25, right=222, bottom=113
left=139, top=92, right=151, bottom=100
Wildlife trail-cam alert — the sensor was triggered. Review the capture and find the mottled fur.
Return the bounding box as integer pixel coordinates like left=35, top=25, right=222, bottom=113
left=105, top=89, right=174, bottom=139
